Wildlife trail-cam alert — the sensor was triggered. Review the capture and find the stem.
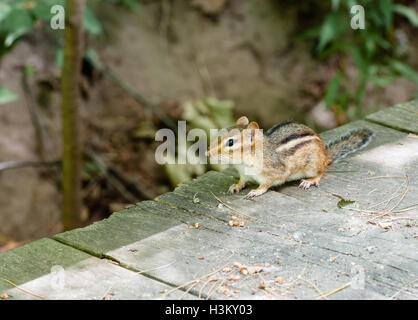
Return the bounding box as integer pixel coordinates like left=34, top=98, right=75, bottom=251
left=61, top=0, right=85, bottom=230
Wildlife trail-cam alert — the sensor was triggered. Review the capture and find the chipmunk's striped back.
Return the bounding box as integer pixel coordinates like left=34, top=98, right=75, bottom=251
left=266, top=121, right=323, bottom=157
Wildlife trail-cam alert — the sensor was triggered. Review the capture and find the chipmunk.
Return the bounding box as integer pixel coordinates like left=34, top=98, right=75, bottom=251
left=206, top=116, right=373, bottom=199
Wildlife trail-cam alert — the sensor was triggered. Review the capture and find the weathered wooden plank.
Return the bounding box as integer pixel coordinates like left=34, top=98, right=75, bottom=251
left=0, top=238, right=192, bottom=299
left=366, top=99, right=418, bottom=133
left=54, top=200, right=182, bottom=255
left=52, top=173, right=417, bottom=299
left=156, top=179, right=417, bottom=299
left=0, top=238, right=86, bottom=293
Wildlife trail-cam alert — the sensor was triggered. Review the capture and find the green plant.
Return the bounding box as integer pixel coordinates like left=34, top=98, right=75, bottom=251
left=0, top=0, right=141, bottom=102
left=0, top=85, right=18, bottom=104
left=306, top=0, right=418, bottom=120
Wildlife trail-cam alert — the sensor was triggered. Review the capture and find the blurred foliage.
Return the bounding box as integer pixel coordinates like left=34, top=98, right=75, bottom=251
left=0, top=0, right=140, bottom=102
left=183, top=97, right=235, bottom=137
left=305, top=0, right=418, bottom=119
left=0, top=85, right=18, bottom=104
left=163, top=98, right=235, bottom=187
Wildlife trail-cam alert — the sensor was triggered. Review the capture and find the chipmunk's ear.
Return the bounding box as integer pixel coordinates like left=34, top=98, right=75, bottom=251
left=236, top=116, right=249, bottom=127
left=246, top=121, right=259, bottom=142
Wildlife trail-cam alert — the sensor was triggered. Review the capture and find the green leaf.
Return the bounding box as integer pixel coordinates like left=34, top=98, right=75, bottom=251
left=331, top=0, right=340, bottom=11
left=369, top=65, right=395, bottom=87
left=337, top=199, right=355, bottom=209
left=378, top=0, right=393, bottom=30
left=350, top=47, right=368, bottom=76
left=84, top=48, right=100, bottom=66
left=24, top=64, right=36, bottom=76
left=317, top=13, right=340, bottom=53
left=122, top=0, right=141, bottom=13
left=373, top=33, right=391, bottom=50
left=371, top=76, right=394, bottom=87
left=31, top=0, right=66, bottom=21
left=394, top=4, right=418, bottom=27
left=2, top=9, right=33, bottom=47
left=0, top=86, right=19, bottom=104
left=324, top=71, right=342, bottom=108
left=389, top=59, right=418, bottom=85
left=83, top=6, right=102, bottom=36
left=298, top=27, right=320, bottom=41
left=0, top=3, right=12, bottom=23
left=369, top=9, right=384, bottom=27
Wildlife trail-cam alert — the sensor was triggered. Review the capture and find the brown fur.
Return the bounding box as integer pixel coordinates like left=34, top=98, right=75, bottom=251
left=207, top=118, right=372, bottom=198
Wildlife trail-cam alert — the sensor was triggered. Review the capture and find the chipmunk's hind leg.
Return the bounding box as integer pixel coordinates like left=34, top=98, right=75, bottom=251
left=298, top=172, right=324, bottom=190
left=299, top=145, right=327, bottom=190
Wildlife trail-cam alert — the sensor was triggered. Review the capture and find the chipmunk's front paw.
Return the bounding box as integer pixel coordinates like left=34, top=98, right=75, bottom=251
left=244, top=188, right=267, bottom=199
left=228, top=183, right=245, bottom=194
left=298, top=179, right=319, bottom=190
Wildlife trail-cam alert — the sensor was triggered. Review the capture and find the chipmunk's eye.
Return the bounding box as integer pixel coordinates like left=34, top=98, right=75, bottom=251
left=227, top=139, right=234, bottom=147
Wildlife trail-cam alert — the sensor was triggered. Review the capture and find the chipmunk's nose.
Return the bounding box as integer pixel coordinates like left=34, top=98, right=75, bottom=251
left=205, top=150, right=209, bottom=157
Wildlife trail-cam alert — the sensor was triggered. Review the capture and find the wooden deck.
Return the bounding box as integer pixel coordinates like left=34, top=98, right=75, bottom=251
left=1, top=100, right=417, bottom=300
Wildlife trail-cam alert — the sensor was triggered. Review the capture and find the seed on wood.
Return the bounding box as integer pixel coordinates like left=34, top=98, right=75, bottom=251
left=275, top=276, right=286, bottom=284
left=240, top=267, right=248, bottom=275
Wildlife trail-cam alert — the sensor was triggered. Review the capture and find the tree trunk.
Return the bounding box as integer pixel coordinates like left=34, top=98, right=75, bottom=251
left=61, top=0, right=85, bottom=231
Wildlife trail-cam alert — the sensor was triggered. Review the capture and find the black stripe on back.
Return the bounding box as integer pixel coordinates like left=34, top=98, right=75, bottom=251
left=283, top=140, right=313, bottom=157
left=278, top=132, right=315, bottom=146
left=265, top=121, right=294, bottom=136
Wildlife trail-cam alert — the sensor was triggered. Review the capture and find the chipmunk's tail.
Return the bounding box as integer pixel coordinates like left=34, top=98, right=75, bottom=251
left=325, top=128, right=373, bottom=164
